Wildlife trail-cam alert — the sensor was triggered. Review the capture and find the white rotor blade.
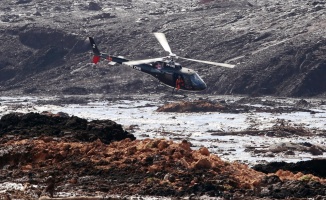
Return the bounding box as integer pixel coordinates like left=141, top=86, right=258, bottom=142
left=123, top=57, right=164, bottom=66
left=179, top=57, right=235, bottom=68
left=154, top=33, right=172, bottom=54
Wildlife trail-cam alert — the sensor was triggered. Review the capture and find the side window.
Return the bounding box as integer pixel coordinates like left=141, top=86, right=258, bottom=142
left=153, top=62, right=163, bottom=69
left=182, top=75, right=192, bottom=89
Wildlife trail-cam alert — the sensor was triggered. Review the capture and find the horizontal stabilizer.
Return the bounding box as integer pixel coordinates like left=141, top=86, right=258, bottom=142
left=108, top=62, right=116, bottom=65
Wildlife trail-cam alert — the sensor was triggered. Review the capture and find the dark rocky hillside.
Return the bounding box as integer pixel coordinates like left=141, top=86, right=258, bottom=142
left=0, top=0, right=325, bottom=97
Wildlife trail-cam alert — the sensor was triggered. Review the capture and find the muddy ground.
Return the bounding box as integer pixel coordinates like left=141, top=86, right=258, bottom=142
left=0, top=98, right=325, bottom=200
left=156, top=98, right=319, bottom=113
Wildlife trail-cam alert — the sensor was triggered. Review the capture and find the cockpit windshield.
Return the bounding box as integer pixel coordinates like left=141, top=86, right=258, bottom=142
left=190, top=73, right=204, bottom=85
left=182, top=73, right=206, bottom=90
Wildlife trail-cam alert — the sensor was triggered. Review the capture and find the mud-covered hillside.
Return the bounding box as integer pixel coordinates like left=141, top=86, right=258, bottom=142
left=0, top=0, right=325, bottom=97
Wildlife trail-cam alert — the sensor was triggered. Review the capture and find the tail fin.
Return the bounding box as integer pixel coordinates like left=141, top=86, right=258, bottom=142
left=89, top=37, right=101, bottom=64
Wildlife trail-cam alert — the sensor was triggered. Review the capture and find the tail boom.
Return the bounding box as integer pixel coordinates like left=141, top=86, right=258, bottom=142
left=89, top=37, right=128, bottom=64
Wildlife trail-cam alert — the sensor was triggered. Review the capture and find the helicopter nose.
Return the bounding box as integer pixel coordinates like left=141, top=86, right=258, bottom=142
left=196, top=82, right=207, bottom=91
left=200, top=82, right=207, bottom=90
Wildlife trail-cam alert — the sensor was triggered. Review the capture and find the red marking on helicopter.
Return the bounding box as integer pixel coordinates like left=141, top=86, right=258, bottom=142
left=93, top=55, right=100, bottom=64
left=107, top=56, right=113, bottom=62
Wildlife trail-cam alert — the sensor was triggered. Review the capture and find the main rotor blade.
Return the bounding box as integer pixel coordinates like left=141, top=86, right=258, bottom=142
left=154, top=33, right=172, bottom=54
left=123, top=57, right=165, bottom=66
left=179, top=57, right=235, bottom=68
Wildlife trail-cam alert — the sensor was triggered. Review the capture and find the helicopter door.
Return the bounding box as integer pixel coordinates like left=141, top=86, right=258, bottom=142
left=174, top=73, right=186, bottom=89
left=179, top=74, right=192, bottom=90
left=157, top=72, right=174, bottom=87
left=173, top=73, right=179, bottom=88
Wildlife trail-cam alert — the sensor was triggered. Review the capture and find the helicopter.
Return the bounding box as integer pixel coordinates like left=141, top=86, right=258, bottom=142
left=89, top=33, right=235, bottom=92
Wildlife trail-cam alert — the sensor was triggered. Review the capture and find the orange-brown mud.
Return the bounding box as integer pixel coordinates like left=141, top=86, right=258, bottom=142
left=0, top=112, right=326, bottom=199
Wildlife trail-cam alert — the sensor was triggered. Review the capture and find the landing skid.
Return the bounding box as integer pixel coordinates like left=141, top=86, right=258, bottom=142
left=171, top=88, right=187, bottom=98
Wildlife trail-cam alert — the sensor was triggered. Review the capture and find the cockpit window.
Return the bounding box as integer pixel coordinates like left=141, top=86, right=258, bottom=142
left=181, top=73, right=204, bottom=89
left=181, top=75, right=192, bottom=89
left=190, top=74, right=204, bottom=85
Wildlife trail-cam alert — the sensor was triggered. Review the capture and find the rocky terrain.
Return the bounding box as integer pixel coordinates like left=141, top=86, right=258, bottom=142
left=0, top=112, right=325, bottom=200
left=0, top=0, right=325, bottom=97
